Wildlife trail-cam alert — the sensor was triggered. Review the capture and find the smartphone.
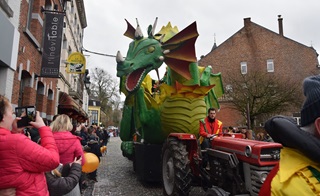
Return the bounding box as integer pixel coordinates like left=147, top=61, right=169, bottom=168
left=15, top=106, right=36, bottom=128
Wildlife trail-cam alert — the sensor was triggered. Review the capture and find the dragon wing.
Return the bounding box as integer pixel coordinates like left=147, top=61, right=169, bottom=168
left=206, top=73, right=224, bottom=109
left=162, top=22, right=199, bottom=80
left=123, top=19, right=136, bottom=39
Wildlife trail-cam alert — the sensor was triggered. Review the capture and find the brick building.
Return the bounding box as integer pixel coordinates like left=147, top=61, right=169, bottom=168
left=12, top=0, right=60, bottom=121
left=11, top=0, right=88, bottom=123
left=199, top=16, right=319, bottom=129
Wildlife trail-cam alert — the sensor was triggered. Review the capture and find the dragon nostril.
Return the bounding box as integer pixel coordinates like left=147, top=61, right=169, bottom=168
left=130, top=63, right=134, bottom=67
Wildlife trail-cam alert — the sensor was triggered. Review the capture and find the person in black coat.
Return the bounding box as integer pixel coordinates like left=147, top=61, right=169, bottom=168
left=45, top=157, right=82, bottom=196
left=80, top=126, right=89, bottom=146
left=86, top=127, right=101, bottom=182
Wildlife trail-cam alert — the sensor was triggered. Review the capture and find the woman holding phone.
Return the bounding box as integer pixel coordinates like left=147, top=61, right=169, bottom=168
left=0, top=95, right=60, bottom=195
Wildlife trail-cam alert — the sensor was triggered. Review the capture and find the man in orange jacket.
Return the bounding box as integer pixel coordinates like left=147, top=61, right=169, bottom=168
left=199, top=108, right=223, bottom=168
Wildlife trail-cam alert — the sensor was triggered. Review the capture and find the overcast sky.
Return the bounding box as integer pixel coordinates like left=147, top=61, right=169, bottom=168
left=83, top=0, right=320, bottom=81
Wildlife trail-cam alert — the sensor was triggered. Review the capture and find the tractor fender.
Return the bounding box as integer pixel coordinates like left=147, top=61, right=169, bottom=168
left=168, top=133, right=198, bottom=141
left=167, top=133, right=199, bottom=152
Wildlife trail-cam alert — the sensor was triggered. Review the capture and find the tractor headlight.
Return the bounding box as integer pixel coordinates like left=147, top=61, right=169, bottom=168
left=259, top=172, right=268, bottom=183
left=245, top=145, right=252, bottom=157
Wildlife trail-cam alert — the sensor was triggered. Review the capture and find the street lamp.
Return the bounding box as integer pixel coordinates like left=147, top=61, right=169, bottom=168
left=84, top=69, right=91, bottom=92
left=84, top=80, right=91, bottom=89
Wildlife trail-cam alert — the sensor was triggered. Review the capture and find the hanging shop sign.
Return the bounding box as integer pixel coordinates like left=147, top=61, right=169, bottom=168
left=66, top=52, right=86, bottom=74
left=40, top=12, right=64, bottom=78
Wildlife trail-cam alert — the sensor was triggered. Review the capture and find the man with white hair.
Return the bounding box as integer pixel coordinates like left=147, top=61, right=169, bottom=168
left=259, top=75, right=320, bottom=195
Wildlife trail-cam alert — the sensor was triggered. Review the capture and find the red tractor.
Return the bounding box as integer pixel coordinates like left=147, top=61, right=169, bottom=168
left=161, top=133, right=282, bottom=196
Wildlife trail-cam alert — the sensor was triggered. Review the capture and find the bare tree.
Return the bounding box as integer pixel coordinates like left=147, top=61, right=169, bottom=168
left=90, top=67, right=120, bottom=120
left=224, top=71, right=302, bottom=129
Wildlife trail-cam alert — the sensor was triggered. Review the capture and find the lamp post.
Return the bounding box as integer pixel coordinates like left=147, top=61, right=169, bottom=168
left=83, top=69, right=91, bottom=125
left=84, top=69, right=91, bottom=93
left=84, top=80, right=91, bottom=90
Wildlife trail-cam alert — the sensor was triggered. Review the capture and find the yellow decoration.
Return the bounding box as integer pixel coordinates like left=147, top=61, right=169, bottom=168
left=100, top=146, right=107, bottom=153
left=82, top=152, right=99, bottom=173
left=66, top=52, right=86, bottom=74
left=141, top=75, right=153, bottom=94
left=154, top=22, right=179, bottom=43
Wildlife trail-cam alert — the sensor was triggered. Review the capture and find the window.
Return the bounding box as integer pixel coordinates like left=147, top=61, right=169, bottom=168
left=267, top=59, right=274, bottom=72
left=0, top=0, right=13, bottom=17
left=240, top=62, right=247, bottom=74
left=91, top=110, right=98, bottom=124
left=68, top=46, right=72, bottom=56
left=71, top=0, right=74, bottom=13
left=62, top=34, right=67, bottom=49
left=48, top=89, right=54, bottom=100
left=26, top=0, right=34, bottom=29
left=45, top=0, right=52, bottom=10
left=74, top=14, right=77, bottom=25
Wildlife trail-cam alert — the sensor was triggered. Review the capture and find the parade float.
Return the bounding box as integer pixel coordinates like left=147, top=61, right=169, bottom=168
left=116, top=18, right=223, bottom=180
left=116, top=18, right=281, bottom=195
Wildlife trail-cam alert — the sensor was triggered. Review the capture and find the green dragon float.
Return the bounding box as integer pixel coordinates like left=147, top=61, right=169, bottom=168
left=116, top=18, right=224, bottom=168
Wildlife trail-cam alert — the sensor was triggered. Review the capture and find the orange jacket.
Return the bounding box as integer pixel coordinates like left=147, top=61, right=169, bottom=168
left=199, top=117, right=223, bottom=137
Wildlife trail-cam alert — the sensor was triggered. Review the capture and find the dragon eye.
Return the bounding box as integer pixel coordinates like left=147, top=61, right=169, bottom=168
left=147, top=46, right=155, bottom=53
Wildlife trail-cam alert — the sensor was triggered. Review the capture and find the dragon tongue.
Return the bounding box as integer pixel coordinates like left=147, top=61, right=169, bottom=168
left=126, top=68, right=145, bottom=91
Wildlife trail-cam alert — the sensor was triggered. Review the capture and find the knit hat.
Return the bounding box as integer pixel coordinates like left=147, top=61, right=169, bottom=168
left=301, top=75, right=320, bottom=126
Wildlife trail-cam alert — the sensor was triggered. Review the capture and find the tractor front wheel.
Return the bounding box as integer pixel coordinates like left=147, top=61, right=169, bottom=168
left=162, top=137, right=192, bottom=196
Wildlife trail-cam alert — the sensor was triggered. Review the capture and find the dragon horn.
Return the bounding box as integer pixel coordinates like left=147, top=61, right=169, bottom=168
left=135, top=18, right=143, bottom=39
left=116, top=51, right=125, bottom=63
left=151, top=17, right=158, bottom=36
left=163, top=49, right=170, bottom=54
left=159, top=34, right=165, bottom=43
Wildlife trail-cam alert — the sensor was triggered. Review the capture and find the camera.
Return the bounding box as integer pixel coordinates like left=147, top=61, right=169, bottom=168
left=15, top=106, right=36, bottom=128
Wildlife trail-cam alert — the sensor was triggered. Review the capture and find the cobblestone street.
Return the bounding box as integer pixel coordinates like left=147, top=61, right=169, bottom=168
left=82, top=137, right=205, bottom=196
left=82, top=137, right=162, bottom=196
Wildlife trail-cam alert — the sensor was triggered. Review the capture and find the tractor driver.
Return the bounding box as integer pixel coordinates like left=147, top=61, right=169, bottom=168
left=199, top=108, right=223, bottom=169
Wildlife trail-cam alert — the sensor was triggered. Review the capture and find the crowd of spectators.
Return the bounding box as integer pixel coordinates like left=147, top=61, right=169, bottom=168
left=0, top=96, right=113, bottom=195
left=223, top=125, right=273, bottom=142
left=72, top=123, right=111, bottom=191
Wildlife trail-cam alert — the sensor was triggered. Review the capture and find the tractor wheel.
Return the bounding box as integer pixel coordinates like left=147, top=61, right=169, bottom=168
left=205, top=187, right=229, bottom=196
left=162, top=137, right=192, bottom=196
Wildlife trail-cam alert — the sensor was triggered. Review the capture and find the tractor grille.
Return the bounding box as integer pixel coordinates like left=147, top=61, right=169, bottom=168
left=260, top=148, right=281, bottom=162
left=244, top=163, right=275, bottom=196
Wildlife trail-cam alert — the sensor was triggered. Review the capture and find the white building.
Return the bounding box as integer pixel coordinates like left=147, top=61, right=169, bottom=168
left=0, top=1, right=21, bottom=101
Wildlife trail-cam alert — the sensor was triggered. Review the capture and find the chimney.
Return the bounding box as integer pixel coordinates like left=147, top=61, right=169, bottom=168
left=278, top=15, right=283, bottom=36
left=244, top=17, right=251, bottom=27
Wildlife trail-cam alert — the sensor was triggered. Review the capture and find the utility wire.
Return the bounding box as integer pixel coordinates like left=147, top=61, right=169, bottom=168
left=82, top=47, right=116, bottom=57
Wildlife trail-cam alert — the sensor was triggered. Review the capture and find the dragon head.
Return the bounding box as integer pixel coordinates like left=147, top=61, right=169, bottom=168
left=116, top=18, right=199, bottom=94
left=116, top=18, right=165, bottom=93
